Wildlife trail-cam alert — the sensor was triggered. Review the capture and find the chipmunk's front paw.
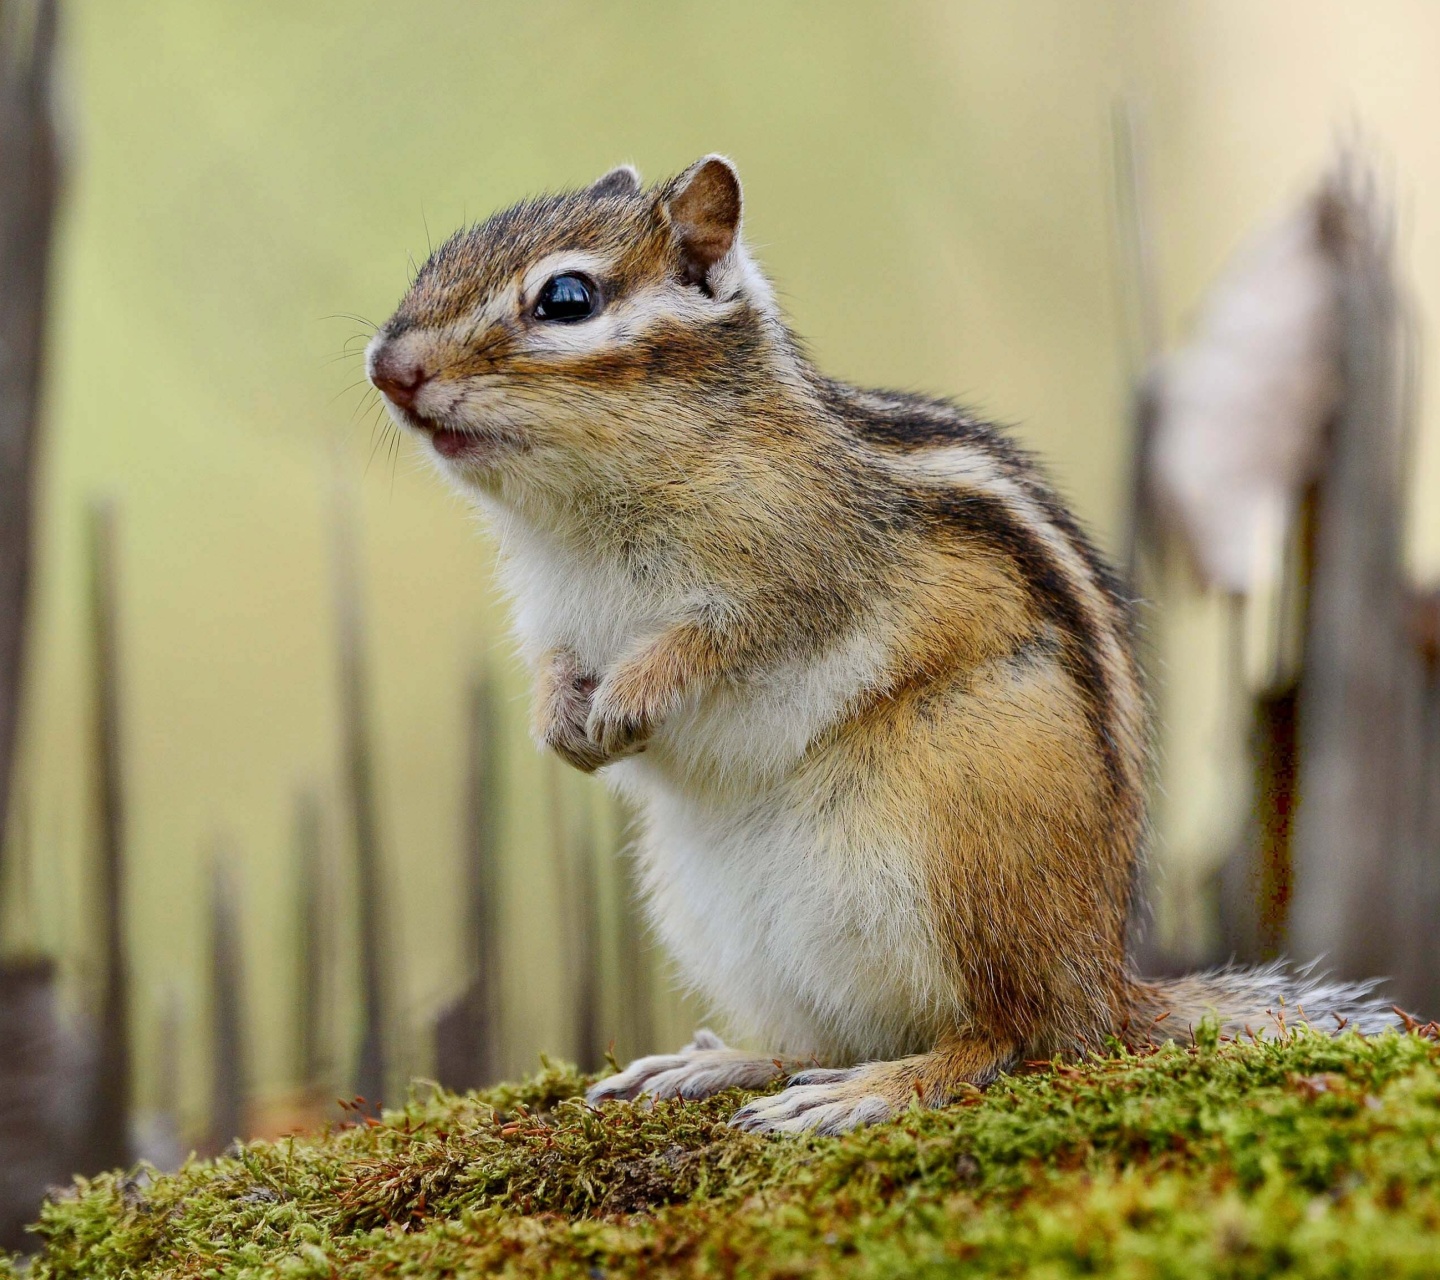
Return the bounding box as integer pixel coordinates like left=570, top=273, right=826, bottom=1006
left=729, top=1065, right=898, bottom=1135
left=585, top=661, right=677, bottom=759
left=537, top=653, right=611, bottom=773
left=586, top=1030, right=787, bottom=1103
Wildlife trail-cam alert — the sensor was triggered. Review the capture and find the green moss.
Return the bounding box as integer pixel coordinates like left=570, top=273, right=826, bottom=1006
left=16, top=1030, right=1440, bottom=1278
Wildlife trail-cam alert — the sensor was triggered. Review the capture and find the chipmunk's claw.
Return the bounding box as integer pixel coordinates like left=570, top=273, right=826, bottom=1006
left=538, top=654, right=614, bottom=772
left=584, top=654, right=681, bottom=759
left=587, top=1029, right=786, bottom=1104
left=584, top=695, right=653, bottom=759
left=546, top=728, right=612, bottom=774
left=729, top=1066, right=897, bottom=1135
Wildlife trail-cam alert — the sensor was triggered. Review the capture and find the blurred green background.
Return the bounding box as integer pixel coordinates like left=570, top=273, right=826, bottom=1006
left=4, top=0, right=1440, bottom=1147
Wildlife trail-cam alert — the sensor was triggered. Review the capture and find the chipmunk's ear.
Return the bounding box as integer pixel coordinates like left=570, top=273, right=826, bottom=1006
left=587, top=164, right=642, bottom=197
left=663, top=155, right=742, bottom=289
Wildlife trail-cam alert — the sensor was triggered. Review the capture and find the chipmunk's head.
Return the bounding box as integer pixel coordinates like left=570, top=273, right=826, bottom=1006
left=367, top=155, right=787, bottom=503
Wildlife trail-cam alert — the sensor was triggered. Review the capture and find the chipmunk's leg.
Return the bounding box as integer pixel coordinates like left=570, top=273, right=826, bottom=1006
left=586, top=619, right=729, bottom=758
left=534, top=648, right=611, bottom=774
left=586, top=1030, right=796, bottom=1103
left=729, top=1034, right=1017, bottom=1135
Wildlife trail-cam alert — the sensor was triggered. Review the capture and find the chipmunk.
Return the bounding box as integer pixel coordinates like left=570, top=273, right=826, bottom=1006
left=367, top=156, right=1403, bottom=1134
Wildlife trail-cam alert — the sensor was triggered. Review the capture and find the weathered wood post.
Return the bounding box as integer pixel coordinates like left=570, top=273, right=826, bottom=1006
left=293, top=789, right=331, bottom=1095
left=611, top=797, right=655, bottom=1064
left=0, top=956, right=77, bottom=1251
left=329, top=478, right=391, bottom=1108
left=1287, top=165, right=1411, bottom=982
left=84, top=497, right=131, bottom=1173
left=544, top=759, right=605, bottom=1075
left=0, top=0, right=58, bottom=880
left=206, top=854, right=247, bottom=1153
left=434, top=673, right=505, bottom=1091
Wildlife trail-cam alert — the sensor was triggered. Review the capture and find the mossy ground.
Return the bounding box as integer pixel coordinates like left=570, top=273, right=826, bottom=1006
left=10, top=1026, right=1440, bottom=1278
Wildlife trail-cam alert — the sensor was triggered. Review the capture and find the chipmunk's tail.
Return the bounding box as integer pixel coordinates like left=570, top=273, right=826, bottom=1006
left=1125, top=960, right=1407, bottom=1044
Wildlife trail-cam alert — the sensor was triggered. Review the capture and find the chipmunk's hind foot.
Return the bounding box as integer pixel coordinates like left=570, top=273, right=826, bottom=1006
left=729, top=1065, right=897, bottom=1134
left=586, top=1029, right=789, bottom=1104
left=729, top=1036, right=1015, bottom=1135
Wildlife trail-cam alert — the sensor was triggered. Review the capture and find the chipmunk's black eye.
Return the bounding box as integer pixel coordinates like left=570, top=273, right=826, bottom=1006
left=534, top=273, right=597, bottom=322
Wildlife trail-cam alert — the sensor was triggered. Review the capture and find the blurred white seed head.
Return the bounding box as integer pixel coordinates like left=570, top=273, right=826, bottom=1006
left=1148, top=175, right=1351, bottom=593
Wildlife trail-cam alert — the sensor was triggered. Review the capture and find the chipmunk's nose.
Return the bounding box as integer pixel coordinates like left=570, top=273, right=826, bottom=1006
left=369, top=346, right=430, bottom=411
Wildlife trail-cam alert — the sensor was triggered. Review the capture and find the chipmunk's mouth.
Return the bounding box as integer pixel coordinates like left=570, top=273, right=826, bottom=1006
left=428, top=422, right=475, bottom=459
left=402, top=410, right=521, bottom=466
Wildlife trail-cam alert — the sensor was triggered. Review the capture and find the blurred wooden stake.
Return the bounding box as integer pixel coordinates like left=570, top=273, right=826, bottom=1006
left=84, top=497, right=131, bottom=1173
left=434, top=674, right=504, bottom=1091
left=1397, top=592, right=1440, bottom=1007
left=1287, top=161, right=1409, bottom=980
left=569, top=818, right=602, bottom=1074
left=293, top=789, right=330, bottom=1094
left=207, top=853, right=247, bottom=1153
left=133, top=986, right=184, bottom=1170
left=0, top=8, right=64, bottom=1240
left=329, top=477, right=390, bottom=1108
left=0, top=0, right=58, bottom=889
left=546, top=760, right=604, bottom=1074
left=1111, top=96, right=1162, bottom=583
left=611, top=797, right=654, bottom=1062
left=1130, top=147, right=1430, bottom=993
left=1109, top=96, right=1168, bottom=969
left=0, top=956, right=78, bottom=1251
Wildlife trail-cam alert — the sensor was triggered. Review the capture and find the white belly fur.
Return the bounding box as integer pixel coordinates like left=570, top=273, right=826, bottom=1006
left=611, top=753, right=962, bottom=1062
left=492, top=512, right=961, bottom=1062
left=606, top=635, right=965, bottom=1065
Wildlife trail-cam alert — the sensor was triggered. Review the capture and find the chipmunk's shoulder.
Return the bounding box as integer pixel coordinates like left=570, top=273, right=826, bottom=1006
left=819, top=378, right=1133, bottom=618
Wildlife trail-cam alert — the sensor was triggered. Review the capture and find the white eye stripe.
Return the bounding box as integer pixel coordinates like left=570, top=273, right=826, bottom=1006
left=413, top=240, right=776, bottom=363
left=437, top=248, right=751, bottom=360
left=521, top=282, right=733, bottom=356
